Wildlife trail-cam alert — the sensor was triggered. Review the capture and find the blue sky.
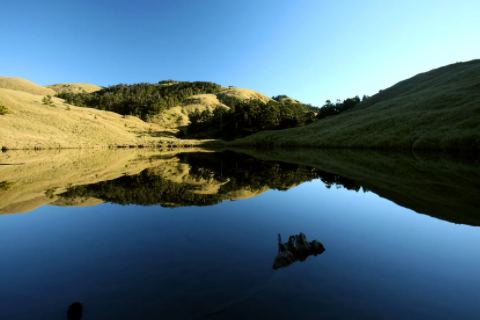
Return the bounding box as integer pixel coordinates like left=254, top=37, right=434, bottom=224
left=1, top=0, right=478, bottom=106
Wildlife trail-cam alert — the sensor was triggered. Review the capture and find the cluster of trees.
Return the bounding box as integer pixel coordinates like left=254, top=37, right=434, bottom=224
left=187, top=99, right=316, bottom=139
left=272, top=95, right=320, bottom=113
left=316, top=95, right=369, bottom=120
left=57, top=81, right=221, bottom=121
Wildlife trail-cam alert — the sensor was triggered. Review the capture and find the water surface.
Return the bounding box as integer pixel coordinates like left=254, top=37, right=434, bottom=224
left=1, top=149, right=479, bottom=319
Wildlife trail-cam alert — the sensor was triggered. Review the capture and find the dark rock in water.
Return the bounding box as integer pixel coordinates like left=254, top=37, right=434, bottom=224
left=67, top=302, right=83, bottom=320
left=273, top=233, right=325, bottom=270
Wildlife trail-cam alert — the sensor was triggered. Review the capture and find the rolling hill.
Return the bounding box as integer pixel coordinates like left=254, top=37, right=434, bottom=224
left=0, top=77, right=55, bottom=96
left=0, top=78, right=218, bottom=150
left=229, top=60, right=480, bottom=150
left=45, top=83, right=102, bottom=94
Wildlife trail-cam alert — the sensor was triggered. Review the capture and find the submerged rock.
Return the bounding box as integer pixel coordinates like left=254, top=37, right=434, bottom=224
left=273, top=233, right=325, bottom=270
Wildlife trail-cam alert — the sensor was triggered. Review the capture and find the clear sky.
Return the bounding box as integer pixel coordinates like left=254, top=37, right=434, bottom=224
left=1, top=0, right=478, bottom=106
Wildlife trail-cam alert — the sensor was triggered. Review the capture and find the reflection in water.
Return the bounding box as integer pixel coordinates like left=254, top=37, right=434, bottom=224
left=67, top=302, right=83, bottom=320
left=57, top=151, right=363, bottom=208
left=273, top=233, right=325, bottom=270
left=1, top=149, right=480, bottom=227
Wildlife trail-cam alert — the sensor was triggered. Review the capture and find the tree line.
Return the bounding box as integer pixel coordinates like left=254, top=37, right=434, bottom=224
left=187, top=99, right=317, bottom=139
left=57, top=81, right=221, bottom=121
left=316, top=95, right=369, bottom=120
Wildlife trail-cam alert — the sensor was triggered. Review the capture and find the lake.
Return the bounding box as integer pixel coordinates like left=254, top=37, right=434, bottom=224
left=1, top=149, right=479, bottom=319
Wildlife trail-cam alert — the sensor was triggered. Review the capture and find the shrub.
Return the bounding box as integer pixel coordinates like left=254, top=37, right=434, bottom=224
left=42, top=95, right=55, bottom=107
left=0, top=105, right=10, bottom=115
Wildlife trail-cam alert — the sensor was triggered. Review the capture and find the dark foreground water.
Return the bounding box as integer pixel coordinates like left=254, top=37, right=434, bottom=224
left=1, top=150, right=479, bottom=319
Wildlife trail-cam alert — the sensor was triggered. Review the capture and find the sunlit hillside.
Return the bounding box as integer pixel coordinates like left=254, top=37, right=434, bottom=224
left=0, top=79, right=219, bottom=150
left=155, top=87, right=273, bottom=130
left=0, top=77, right=55, bottom=96
left=230, top=60, right=480, bottom=150
left=45, top=83, right=102, bottom=94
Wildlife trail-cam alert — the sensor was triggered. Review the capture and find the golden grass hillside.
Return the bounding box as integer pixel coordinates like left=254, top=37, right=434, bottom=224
left=0, top=77, right=56, bottom=96
left=0, top=87, right=220, bottom=149
left=153, top=87, right=271, bottom=130
left=217, top=87, right=272, bottom=105
left=230, top=60, right=480, bottom=150
left=45, top=83, right=102, bottom=94
left=154, top=94, right=229, bottom=130
left=277, top=96, right=303, bottom=104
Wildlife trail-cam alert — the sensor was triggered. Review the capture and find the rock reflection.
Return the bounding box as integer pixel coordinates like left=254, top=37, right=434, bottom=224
left=273, top=233, right=325, bottom=270
left=67, top=302, right=82, bottom=320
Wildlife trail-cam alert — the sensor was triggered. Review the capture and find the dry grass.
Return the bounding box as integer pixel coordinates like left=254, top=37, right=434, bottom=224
left=230, top=60, right=480, bottom=150
left=154, top=87, right=273, bottom=131
left=232, top=148, right=480, bottom=226
left=45, top=83, right=102, bottom=94
left=0, top=87, right=221, bottom=149
left=278, top=97, right=303, bottom=104
left=217, top=87, right=272, bottom=105
left=153, top=94, right=230, bottom=130
left=0, top=77, right=56, bottom=96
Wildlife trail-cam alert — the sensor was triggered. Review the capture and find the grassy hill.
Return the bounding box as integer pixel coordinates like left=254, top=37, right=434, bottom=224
left=155, top=87, right=271, bottom=130
left=45, top=83, right=102, bottom=94
left=0, top=79, right=219, bottom=150
left=0, top=77, right=55, bottom=96
left=229, top=60, right=480, bottom=150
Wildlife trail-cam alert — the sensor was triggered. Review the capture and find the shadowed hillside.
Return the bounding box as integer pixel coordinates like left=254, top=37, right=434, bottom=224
left=230, top=60, right=480, bottom=150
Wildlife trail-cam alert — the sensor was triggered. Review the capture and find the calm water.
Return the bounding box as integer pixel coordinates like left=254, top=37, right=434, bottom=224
left=1, top=150, right=479, bottom=319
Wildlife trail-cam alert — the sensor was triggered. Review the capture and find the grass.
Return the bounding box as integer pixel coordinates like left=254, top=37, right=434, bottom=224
left=216, top=87, right=272, bottom=105
left=152, top=88, right=272, bottom=131
left=229, top=60, right=480, bottom=151
left=0, top=77, right=56, bottom=96
left=231, top=147, right=480, bottom=226
left=45, top=83, right=102, bottom=94
left=0, top=86, right=223, bottom=150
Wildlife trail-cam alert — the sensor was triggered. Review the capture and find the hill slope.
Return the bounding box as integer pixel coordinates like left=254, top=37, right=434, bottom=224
left=45, top=83, right=102, bottom=94
left=0, top=87, right=216, bottom=150
left=230, top=60, right=480, bottom=150
left=0, top=77, right=55, bottom=96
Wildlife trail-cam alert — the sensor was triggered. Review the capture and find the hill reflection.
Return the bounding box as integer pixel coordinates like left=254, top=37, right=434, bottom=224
left=2, top=149, right=479, bottom=227
left=58, top=151, right=364, bottom=208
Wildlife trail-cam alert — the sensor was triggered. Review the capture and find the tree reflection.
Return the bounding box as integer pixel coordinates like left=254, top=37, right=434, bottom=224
left=58, top=151, right=363, bottom=208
